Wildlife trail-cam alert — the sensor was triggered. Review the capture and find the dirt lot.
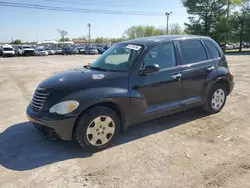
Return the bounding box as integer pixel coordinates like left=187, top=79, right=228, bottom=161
left=0, top=55, right=250, bottom=188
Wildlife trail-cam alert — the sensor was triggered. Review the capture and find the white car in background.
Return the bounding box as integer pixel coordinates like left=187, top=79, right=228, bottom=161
left=225, top=44, right=233, bottom=50
left=17, top=45, right=36, bottom=56
left=35, top=48, right=48, bottom=56
left=1, top=45, right=15, bottom=57
left=45, top=47, right=55, bottom=55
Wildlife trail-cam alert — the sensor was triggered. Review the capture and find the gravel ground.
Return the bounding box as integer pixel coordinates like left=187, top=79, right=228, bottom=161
left=0, top=55, right=250, bottom=188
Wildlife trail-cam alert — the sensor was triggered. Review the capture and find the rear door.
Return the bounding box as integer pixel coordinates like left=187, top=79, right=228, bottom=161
left=177, top=39, right=216, bottom=107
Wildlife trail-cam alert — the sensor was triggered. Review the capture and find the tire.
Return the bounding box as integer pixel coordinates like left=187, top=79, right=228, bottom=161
left=75, top=106, right=120, bottom=152
left=203, top=84, right=227, bottom=114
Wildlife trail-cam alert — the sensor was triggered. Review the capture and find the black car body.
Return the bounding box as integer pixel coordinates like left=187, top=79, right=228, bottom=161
left=27, top=35, right=234, bottom=151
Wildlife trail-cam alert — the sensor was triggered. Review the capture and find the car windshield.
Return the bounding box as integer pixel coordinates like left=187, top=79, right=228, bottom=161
left=37, top=49, right=44, bottom=51
left=90, top=43, right=143, bottom=71
left=3, top=48, right=13, bottom=51
left=89, top=48, right=97, bottom=50
left=23, top=46, right=31, bottom=49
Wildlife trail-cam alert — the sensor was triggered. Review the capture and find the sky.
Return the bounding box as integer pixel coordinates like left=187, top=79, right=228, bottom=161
left=0, top=0, right=189, bottom=42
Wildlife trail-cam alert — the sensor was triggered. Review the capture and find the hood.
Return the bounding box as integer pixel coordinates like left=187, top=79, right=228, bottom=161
left=23, top=48, right=35, bottom=51
left=39, top=67, right=128, bottom=90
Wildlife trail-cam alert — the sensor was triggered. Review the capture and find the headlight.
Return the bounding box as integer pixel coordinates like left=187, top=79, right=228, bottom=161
left=49, top=101, right=79, bottom=115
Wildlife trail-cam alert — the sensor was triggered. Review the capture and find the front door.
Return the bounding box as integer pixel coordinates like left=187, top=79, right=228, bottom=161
left=130, top=42, right=183, bottom=119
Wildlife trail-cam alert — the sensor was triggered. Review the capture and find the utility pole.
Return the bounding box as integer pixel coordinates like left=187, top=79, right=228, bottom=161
left=87, top=23, right=91, bottom=46
left=165, top=12, right=172, bottom=35
left=224, top=0, right=230, bottom=51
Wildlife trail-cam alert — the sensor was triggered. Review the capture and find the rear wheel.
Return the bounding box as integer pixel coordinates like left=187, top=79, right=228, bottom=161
left=75, top=106, right=120, bottom=152
left=203, top=84, right=227, bottom=114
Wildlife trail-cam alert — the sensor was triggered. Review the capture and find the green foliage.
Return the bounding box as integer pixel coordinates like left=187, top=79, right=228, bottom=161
left=59, top=37, right=71, bottom=42
left=183, top=0, right=228, bottom=36
left=13, top=39, right=22, bottom=44
left=183, top=0, right=250, bottom=49
left=123, top=25, right=165, bottom=39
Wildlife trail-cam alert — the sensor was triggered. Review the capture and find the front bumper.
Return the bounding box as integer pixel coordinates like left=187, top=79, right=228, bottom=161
left=26, top=104, right=76, bottom=140
left=3, top=53, right=15, bottom=57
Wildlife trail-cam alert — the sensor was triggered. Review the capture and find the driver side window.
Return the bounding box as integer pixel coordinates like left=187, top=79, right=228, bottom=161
left=144, top=42, right=176, bottom=70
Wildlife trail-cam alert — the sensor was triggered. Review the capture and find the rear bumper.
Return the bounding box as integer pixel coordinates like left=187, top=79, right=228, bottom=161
left=228, top=80, right=234, bottom=95
left=26, top=104, right=76, bottom=140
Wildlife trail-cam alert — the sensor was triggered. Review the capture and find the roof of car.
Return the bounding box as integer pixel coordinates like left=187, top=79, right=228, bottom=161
left=123, top=35, right=211, bottom=47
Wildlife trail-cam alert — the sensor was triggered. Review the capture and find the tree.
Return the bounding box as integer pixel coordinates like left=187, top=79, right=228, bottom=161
left=13, top=39, right=22, bottom=44
left=123, top=25, right=164, bottom=39
left=169, top=23, right=183, bottom=34
left=57, top=29, right=68, bottom=42
left=59, top=37, right=70, bottom=42
left=182, top=0, right=227, bottom=37
left=231, top=0, right=250, bottom=51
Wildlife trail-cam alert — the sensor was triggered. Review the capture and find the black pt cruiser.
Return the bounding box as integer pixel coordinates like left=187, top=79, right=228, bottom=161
left=27, top=35, right=234, bottom=151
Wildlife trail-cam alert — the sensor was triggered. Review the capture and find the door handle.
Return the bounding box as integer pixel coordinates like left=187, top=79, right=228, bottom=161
left=171, top=73, right=182, bottom=80
left=207, top=66, right=215, bottom=71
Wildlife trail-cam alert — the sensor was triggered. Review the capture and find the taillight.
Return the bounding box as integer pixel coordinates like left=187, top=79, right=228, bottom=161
left=229, top=71, right=234, bottom=79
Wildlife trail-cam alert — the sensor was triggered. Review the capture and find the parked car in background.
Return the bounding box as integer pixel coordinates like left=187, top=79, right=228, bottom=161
left=1, top=45, right=15, bottom=57
left=55, top=48, right=63, bottom=55
left=103, top=46, right=110, bottom=50
left=232, top=43, right=240, bottom=49
left=86, top=47, right=98, bottom=55
left=13, top=46, right=19, bottom=56
left=77, top=47, right=86, bottom=54
left=18, top=45, right=36, bottom=56
left=26, top=35, right=234, bottom=151
left=62, top=47, right=77, bottom=55
left=97, top=47, right=105, bottom=54
left=35, top=48, right=48, bottom=56
left=225, top=44, right=233, bottom=50
left=45, top=47, right=55, bottom=55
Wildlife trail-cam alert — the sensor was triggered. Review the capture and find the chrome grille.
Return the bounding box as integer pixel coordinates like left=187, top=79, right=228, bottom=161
left=32, top=88, right=49, bottom=111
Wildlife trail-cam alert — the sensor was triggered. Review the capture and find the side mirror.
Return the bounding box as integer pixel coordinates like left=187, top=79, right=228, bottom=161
left=139, top=64, right=160, bottom=75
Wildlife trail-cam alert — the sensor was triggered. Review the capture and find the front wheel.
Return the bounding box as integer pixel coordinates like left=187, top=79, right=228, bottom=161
left=75, top=106, right=120, bottom=152
left=203, top=84, right=227, bottom=114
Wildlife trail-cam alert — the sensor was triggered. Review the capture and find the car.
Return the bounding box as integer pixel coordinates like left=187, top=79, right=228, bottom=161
left=232, top=43, right=240, bottom=49
left=18, top=45, right=36, bottom=56
left=62, top=47, right=76, bottom=55
left=45, top=48, right=55, bottom=55
left=26, top=35, right=234, bottom=152
left=225, top=44, right=233, bottom=50
left=97, top=47, right=105, bottom=54
left=35, top=48, right=49, bottom=56
left=86, top=47, right=98, bottom=55
left=55, top=48, right=63, bottom=55
left=1, top=45, right=15, bottom=57
left=77, top=47, right=86, bottom=54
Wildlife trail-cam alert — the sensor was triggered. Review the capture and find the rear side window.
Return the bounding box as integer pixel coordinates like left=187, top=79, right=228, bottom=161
left=203, top=40, right=220, bottom=59
left=179, top=40, right=207, bottom=65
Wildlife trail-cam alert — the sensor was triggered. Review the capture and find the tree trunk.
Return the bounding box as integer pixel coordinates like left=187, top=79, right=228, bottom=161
left=239, top=14, right=245, bottom=53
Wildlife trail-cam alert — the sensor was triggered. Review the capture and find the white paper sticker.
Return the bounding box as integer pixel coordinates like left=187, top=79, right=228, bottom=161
left=126, top=44, right=142, bottom=51
left=92, top=74, right=105, bottom=80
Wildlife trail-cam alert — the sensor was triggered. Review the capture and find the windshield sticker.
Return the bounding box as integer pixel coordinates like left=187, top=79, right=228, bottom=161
left=92, top=74, right=105, bottom=80
left=125, top=44, right=141, bottom=51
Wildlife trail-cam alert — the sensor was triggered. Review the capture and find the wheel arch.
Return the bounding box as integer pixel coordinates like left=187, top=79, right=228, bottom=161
left=215, top=79, right=230, bottom=95
left=72, top=101, right=126, bottom=139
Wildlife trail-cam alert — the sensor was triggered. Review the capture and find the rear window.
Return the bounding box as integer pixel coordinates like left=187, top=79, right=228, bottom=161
left=179, top=40, right=207, bottom=65
left=203, top=40, right=220, bottom=59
